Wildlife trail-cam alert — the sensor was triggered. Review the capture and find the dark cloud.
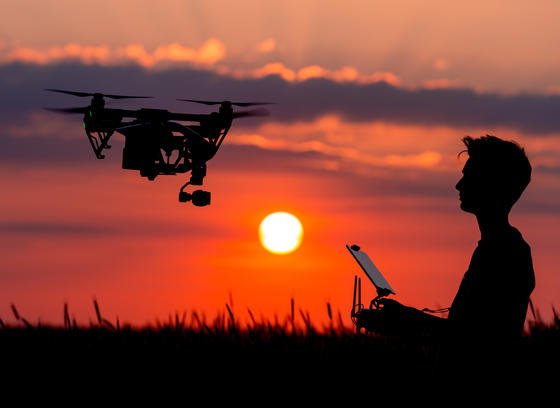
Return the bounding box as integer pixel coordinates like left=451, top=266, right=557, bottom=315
left=0, top=125, right=460, bottom=211
left=1, top=62, right=559, bottom=216
left=0, top=132, right=94, bottom=164
left=214, top=145, right=560, bottom=215
left=0, top=218, right=233, bottom=238
left=533, top=165, right=560, bottom=175
left=0, top=123, right=551, bottom=212
left=214, top=143, right=455, bottom=197
left=0, top=221, right=115, bottom=236
left=286, top=80, right=560, bottom=133
left=516, top=200, right=560, bottom=214
left=1, top=62, right=560, bottom=133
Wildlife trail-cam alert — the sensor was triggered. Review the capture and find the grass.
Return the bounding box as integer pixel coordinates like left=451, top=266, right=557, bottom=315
left=1, top=298, right=559, bottom=391
left=2, top=297, right=352, bottom=335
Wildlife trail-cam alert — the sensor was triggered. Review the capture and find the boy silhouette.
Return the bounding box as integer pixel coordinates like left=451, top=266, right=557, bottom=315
left=377, top=135, right=535, bottom=377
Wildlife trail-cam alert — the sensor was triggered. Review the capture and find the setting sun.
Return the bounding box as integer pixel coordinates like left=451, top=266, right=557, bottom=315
left=259, top=212, right=303, bottom=254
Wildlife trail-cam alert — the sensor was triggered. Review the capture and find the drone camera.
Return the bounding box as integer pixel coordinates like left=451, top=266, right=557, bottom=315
left=178, top=191, right=189, bottom=202
left=178, top=190, right=211, bottom=206
left=192, top=190, right=211, bottom=206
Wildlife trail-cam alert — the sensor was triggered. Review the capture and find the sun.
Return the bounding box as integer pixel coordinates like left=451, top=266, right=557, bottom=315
left=259, top=212, right=303, bottom=254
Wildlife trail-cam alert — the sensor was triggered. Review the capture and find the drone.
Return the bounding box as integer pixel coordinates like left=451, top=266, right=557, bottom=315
left=44, top=89, right=272, bottom=206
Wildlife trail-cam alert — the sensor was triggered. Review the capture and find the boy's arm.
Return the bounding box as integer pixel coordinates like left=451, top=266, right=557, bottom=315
left=375, top=298, right=448, bottom=336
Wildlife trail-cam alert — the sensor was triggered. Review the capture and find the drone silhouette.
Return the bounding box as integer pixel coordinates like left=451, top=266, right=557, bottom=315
left=44, top=89, right=272, bottom=206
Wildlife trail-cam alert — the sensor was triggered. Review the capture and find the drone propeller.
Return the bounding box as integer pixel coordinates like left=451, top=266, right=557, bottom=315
left=232, top=108, right=271, bottom=118
left=43, top=106, right=90, bottom=114
left=178, top=99, right=274, bottom=107
left=45, top=88, right=153, bottom=99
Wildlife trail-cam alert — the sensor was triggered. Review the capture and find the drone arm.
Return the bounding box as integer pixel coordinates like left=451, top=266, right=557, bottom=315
left=213, top=124, right=231, bottom=153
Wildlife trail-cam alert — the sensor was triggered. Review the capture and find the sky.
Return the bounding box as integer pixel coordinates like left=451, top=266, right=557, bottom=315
left=1, top=0, right=559, bottom=328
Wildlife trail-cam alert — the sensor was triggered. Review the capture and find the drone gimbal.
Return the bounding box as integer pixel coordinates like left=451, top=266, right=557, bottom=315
left=178, top=163, right=211, bottom=206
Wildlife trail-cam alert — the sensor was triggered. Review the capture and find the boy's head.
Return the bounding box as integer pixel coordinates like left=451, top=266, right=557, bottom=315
left=455, top=135, right=532, bottom=214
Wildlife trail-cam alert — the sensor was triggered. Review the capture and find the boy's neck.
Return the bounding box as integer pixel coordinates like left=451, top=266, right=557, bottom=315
left=476, top=210, right=512, bottom=241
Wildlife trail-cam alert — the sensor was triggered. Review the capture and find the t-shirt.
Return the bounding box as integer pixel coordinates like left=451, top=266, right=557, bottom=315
left=448, top=226, right=535, bottom=341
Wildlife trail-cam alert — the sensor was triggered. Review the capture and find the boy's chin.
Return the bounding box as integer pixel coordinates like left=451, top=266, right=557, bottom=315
left=459, top=202, right=476, bottom=213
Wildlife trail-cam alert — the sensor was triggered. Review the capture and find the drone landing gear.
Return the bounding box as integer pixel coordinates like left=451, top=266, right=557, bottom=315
left=86, top=130, right=113, bottom=159
left=178, top=182, right=211, bottom=207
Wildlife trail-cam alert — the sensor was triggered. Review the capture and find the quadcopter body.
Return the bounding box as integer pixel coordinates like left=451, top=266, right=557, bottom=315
left=45, top=89, right=271, bottom=206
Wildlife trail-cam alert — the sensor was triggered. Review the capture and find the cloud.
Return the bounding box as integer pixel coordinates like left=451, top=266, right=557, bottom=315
left=421, top=78, right=461, bottom=90
left=2, top=62, right=560, bottom=136
left=5, top=112, right=78, bottom=140
left=249, top=62, right=401, bottom=85
left=1, top=40, right=226, bottom=68
left=121, top=40, right=226, bottom=67
left=211, top=143, right=455, bottom=199
left=384, top=151, right=442, bottom=168
left=433, top=58, right=450, bottom=72
left=5, top=44, right=111, bottom=65
left=0, top=217, right=228, bottom=238
left=0, top=107, right=448, bottom=173
left=545, top=85, right=560, bottom=95
left=0, top=221, right=114, bottom=236
left=0, top=130, right=92, bottom=164
left=5, top=40, right=559, bottom=103
left=256, top=38, right=276, bottom=54
left=229, top=131, right=442, bottom=170
left=0, top=41, right=402, bottom=86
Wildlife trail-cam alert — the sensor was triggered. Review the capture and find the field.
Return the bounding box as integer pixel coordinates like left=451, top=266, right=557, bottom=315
left=1, top=300, right=558, bottom=396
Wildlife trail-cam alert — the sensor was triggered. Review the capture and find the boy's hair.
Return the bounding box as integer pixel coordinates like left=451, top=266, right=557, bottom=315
left=461, top=135, right=532, bottom=207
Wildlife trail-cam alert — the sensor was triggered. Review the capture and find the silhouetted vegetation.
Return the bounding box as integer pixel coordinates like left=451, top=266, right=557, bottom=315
left=1, top=299, right=558, bottom=392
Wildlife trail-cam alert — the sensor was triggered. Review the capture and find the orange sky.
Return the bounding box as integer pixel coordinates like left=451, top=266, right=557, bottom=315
left=1, top=1, right=559, bottom=329
left=1, top=122, right=558, bottom=328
